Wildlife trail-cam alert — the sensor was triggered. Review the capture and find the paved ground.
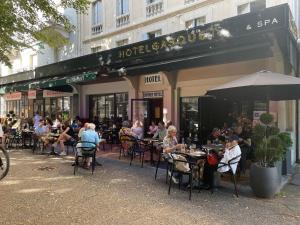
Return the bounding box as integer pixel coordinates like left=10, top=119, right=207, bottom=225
left=0, top=149, right=299, bottom=225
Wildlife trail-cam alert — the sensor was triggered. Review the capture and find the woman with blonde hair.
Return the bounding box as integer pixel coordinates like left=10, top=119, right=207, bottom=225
left=163, top=125, right=183, bottom=154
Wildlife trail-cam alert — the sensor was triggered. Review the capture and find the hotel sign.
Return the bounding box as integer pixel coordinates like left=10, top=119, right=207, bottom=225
left=4, top=92, right=22, bottom=101
left=143, top=91, right=163, bottom=98
left=144, top=74, right=162, bottom=85
left=43, top=90, right=72, bottom=98
left=117, top=5, right=285, bottom=60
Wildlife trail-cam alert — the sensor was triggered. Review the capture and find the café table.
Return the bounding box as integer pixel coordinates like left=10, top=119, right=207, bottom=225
left=140, top=138, right=162, bottom=165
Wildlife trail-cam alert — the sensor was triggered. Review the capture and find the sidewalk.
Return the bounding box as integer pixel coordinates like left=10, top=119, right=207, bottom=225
left=1, top=149, right=299, bottom=225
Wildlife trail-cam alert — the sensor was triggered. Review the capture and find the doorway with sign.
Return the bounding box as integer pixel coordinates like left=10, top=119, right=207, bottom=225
left=132, top=94, right=163, bottom=137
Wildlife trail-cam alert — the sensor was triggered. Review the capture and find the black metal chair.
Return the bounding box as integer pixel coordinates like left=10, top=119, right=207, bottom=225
left=119, top=134, right=133, bottom=159
left=217, top=154, right=241, bottom=197
left=168, top=153, right=196, bottom=200
left=6, top=129, right=22, bottom=149
left=155, top=149, right=172, bottom=184
left=128, top=136, right=149, bottom=168
left=73, top=141, right=97, bottom=175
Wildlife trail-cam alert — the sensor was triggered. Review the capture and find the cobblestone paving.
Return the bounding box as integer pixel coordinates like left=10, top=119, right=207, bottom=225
left=0, top=150, right=299, bottom=225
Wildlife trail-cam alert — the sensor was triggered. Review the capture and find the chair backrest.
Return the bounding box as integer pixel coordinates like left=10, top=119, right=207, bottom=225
left=218, top=154, right=241, bottom=174
left=170, top=153, right=193, bottom=173
left=76, top=141, right=97, bottom=151
left=120, top=134, right=137, bottom=149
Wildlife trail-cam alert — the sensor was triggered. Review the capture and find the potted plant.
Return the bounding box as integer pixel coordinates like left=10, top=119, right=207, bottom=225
left=250, top=113, right=292, bottom=198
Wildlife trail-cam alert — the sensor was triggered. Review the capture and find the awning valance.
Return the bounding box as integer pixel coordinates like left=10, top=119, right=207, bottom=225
left=3, top=72, right=97, bottom=93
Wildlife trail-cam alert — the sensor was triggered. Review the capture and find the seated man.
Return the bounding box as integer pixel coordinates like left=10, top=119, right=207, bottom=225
left=77, top=123, right=100, bottom=169
left=217, top=136, right=241, bottom=174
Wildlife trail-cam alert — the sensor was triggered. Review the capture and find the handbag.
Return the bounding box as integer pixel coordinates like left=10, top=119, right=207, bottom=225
left=207, top=152, right=218, bottom=166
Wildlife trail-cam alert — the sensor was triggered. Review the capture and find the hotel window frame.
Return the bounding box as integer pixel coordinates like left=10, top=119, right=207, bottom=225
left=91, top=46, right=102, bottom=53
left=185, top=16, right=206, bottom=29
left=146, top=29, right=162, bottom=40
left=237, top=0, right=266, bottom=15
left=92, top=0, right=103, bottom=26
left=116, top=0, right=129, bottom=16
left=116, top=39, right=129, bottom=47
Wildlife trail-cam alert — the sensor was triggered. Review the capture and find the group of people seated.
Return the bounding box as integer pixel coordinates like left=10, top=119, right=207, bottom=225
left=161, top=125, right=242, bottom=189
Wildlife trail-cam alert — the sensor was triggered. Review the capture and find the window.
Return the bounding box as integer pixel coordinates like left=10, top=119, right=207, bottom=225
left=116, top=39, right=129, bottom=47
left=250, top=0, right=266, bottom=12
left=117, top=0, right=129, bottom=16
left=29, top=54, right=37, bottom=70
left=92, top=0, right=103, bottom=25
left=185, top=16, right=206, bottom=29
left=237, top=0, right=266, bottom=15
left=147, top=29, right=162, bottom=39
left=89, top=93, right=128, bottom=128
left=91, top=46, right=102, bottom=53
left=237, top=3, right=249, bottom=15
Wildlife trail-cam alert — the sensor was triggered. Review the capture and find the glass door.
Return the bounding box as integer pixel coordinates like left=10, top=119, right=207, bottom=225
left=131, top=99, right=149, bottom=136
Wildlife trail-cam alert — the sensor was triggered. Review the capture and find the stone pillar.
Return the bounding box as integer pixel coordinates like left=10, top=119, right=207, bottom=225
left=123, top=76, right=139, bottom=120
left=161, top=71, right=178, bottom=127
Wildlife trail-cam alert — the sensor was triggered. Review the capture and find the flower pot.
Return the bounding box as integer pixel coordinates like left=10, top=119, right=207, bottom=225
left=250, top=163, right=279, bottom=198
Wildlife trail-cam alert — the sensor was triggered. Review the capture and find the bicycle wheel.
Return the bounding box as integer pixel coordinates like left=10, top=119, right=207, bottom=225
left=0, top=146, right=9, bottom=180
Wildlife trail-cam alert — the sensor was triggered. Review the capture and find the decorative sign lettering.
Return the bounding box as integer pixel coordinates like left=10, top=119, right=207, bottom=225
left=4, top=92, right=22, bottom=101
left=144, top=74, right=162, bottom=85
left=28, top=90, right=36, bottom=99
left=43, top=90, right=72, bottom=98
left=143, top=91, right=163, bottom=98
left=246, top=18, right=279, bottom=31
left=116, top=6, right=284, bottom=60
left=66, top=73, right=96, bottom=84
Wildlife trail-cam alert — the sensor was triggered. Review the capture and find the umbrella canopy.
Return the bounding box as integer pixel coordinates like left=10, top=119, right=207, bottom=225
left=206, top=71, right=300, bottom=101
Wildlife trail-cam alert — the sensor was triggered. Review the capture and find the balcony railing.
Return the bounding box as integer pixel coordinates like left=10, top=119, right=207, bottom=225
left=91, top=24, right=103, bottom=35
left=116, top=13, right=130, bottom=27
left=146, top=1, right=163, bottom=17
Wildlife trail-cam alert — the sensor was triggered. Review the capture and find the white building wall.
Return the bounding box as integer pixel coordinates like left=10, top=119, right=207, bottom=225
left=81, top=0, right=298, bottom=55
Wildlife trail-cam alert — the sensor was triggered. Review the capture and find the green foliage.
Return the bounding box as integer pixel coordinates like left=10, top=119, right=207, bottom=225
left=252, top=113, right=293, bottom=167
left=0, top=0, right=90, bottom=67
left=260, top=113, right=274, bottom=125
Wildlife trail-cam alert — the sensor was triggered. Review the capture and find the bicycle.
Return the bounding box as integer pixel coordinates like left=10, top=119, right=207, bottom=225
left=0, top=145, right=9, bottom=180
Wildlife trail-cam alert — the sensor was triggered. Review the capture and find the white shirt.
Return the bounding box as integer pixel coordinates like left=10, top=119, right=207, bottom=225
left=218, top=145, right=241, bottom=174
left=131, top=126, right=143, bottom=139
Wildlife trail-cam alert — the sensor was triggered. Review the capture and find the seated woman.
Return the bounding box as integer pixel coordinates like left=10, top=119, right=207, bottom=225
left=147, top=121, right=158, bottom=136
left=52, top=120, right=76, bottom=156
left=162, top=125, right=184, bottom=184
left=131, top=120, right=144, bottom=139
left=153, top=121, right=166, bottom=141
left=207, top=128, right=224, bottom=145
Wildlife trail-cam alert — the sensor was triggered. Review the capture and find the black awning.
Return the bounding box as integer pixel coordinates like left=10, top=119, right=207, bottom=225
left=2, top=72, right=97, bottom=93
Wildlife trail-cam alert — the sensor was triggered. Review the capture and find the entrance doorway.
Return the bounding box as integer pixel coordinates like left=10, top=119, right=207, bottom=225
left=148, top=98, right=163, bottom=124
left=131, top=98, right=163, bottom=136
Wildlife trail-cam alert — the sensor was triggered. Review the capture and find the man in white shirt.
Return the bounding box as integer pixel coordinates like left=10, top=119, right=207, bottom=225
left=218, top=136, right=241, bottom=174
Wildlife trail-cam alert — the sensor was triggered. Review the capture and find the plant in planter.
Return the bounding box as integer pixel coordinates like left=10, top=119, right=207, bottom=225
left=250, top=113, right=292, bottom=198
